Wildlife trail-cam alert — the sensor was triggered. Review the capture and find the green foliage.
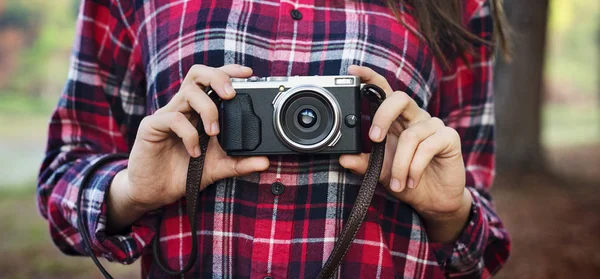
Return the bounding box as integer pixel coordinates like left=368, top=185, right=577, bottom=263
left=3, top=0, right=76, bottom=100
left=546, top=0, right=599, bottom=94
left=548, top=1, right=573, bottom=34
left=0, top=108, right=50, bottom=140
left=0, top=92, right=55, bottom=115
left=543, top=104, right=600, bottom=146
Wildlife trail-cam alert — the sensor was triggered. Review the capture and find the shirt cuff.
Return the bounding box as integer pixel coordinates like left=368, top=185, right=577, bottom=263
left=81, top=156, right=158, bottom=264
left=430, top=187, right=489, bottom=276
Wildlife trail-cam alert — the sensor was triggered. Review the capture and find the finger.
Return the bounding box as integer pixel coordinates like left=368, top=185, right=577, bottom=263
left=160, top=84, right=221, bottom=136
left=233, top=156, right=271, bottom=176
left=347, top=65, right=393, bottom=95
left=211, top=156, right=270, bottom=182
left=180, top=85, right=221, bottom=136
left=218, top=64, right=253, bottom=77
left=141, top=112, right=200, bottom=157
left=182, top=64, right=253, bottom=100
left=408, top=127, right=460, bottom=189
left=339, top=153, right=369, bottom=175
left=369, top=91, right=430, bottom=142
left=389, top=118, right=445, bottom=192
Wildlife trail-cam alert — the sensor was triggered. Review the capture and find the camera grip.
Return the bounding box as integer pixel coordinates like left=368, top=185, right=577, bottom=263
left=219, top=94, right=261, bottom=151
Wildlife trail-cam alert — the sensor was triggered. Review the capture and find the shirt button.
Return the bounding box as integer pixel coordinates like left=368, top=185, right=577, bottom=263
left=290, top=9, right=303, bottom=20
left=264, top=276, right=274, bottom=279
left=270, top=182, right=285, bottom=195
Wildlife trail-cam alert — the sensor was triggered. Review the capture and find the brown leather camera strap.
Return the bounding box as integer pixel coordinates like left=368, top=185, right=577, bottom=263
left=154, top=84, right=388, bottom=278
left=151, top=92, right=220, bottom=276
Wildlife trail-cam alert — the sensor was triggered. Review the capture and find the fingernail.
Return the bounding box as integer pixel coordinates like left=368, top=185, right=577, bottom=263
left=224, top=83, right=235, bottom=96
left=369, top=125, right=382, bottom=141
left=407, top=178, right=415, bottom=189
left=390, top=178, right=402, bottom=192
left=240, top=66, right=251, bottom=71
left=211, top=121, right=219, bottom=134
left=194, top=146, right=201, bottom=157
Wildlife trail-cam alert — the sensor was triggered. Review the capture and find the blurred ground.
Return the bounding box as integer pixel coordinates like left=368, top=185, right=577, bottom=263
left=0, top=186, right=138, bottom=279
left=493, top=144, right=600, bottom=279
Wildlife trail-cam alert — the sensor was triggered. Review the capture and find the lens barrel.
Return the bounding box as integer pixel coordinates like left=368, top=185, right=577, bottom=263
left=272, top=85, right=341, bottom=152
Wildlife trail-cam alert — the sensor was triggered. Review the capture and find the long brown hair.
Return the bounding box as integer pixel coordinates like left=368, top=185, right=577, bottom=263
left=385, top=0, right=510, bottom=67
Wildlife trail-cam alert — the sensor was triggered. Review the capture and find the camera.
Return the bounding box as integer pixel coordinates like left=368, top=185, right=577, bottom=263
left=218, top=76, right=362, bottom=156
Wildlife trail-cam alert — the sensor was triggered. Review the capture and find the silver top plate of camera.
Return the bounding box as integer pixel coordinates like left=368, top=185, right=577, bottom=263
left=231, top=75, right=360, bottom=89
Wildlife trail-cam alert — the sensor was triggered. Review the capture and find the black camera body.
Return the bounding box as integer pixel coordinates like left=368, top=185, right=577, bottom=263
left=218, top=76, right=362, bottom=156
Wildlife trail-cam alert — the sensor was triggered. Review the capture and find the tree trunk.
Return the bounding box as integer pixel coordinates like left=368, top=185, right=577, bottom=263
left=494, top=0, right=549, bottom=174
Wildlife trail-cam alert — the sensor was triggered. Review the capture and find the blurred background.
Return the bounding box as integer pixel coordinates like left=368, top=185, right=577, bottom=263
left=0, top=0, right=598, bottom=278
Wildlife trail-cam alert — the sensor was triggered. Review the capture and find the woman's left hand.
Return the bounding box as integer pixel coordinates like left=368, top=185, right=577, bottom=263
left=339, top=66, right=472, bottom=242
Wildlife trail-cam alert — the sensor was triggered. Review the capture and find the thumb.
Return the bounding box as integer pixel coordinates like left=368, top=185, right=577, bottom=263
left=232, top=156, right=270, bottom=176
left=211, top=156, right=270, bottom=183
left=339, top=153, right=369, bottom=175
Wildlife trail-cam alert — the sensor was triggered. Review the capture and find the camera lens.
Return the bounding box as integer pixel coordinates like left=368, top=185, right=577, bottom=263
left=283, top=93, right=330, bottom=146
left=297, top=108, right=317, bottom=128
left=272, top=85, right=342, bottom=152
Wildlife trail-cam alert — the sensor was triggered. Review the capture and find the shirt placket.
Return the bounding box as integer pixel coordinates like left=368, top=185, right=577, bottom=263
left=249, top=2, right=312, bottom=278
left=249, top=157, right=299, bottom=279
left=270, top=0, right=313, bottom=76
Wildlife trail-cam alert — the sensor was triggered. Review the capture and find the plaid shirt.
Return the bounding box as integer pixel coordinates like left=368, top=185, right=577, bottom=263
left=37, top=0, right=510, bottom=278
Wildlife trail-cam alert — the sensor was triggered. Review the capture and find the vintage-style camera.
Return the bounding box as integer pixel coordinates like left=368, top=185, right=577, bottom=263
left=218, top=76, right=362, bottom=156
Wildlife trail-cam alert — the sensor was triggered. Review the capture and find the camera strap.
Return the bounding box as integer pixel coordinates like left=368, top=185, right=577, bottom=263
left=78, top=84, right=387, bottom=279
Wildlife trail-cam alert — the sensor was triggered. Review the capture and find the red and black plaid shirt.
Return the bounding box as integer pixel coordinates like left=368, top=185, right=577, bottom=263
left=37, top=0, right=510, bottom=278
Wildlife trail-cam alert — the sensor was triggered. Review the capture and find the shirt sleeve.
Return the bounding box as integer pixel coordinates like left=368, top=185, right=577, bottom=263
left=427, top=0, right=511, bottom=277
left=36, top=0, right=155, bottom=264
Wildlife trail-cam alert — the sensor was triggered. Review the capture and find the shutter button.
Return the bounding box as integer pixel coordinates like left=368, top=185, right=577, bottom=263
left=270, top=182, right=285, bottom=195
left=290, top=9, right=302, bottom=20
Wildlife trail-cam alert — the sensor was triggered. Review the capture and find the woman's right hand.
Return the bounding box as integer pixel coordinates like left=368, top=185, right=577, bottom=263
left=109, top=64, right=270, bottom=228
